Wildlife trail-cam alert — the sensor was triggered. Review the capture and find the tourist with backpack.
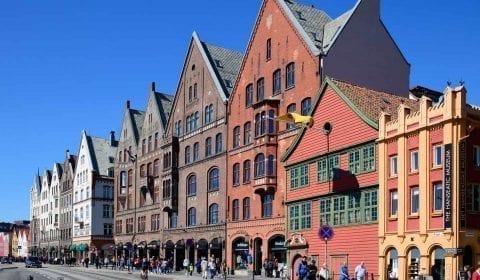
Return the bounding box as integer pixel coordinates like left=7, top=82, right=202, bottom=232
left=296, top=256, right=310, bottom=280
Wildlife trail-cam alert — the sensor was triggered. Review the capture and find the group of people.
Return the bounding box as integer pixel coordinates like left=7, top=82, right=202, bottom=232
left=296, top=256, right=367, bottom=280
left=183, top=256, right=227, bottom=279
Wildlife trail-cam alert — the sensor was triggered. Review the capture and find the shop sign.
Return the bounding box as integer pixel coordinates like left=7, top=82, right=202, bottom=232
left=465, top=231, right=474, bottom=237
left=271, top=240, right=286, bottom=251
left=445, top=247, right=463, bottom=256
left=444, top=143, right=452, bottom=229
left=459, top=140, right=467, bottom=229
left=234, top=242, right=249, bottom=251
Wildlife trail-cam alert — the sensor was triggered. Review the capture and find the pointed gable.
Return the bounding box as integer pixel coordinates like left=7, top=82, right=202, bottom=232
left=141, top=83, right=174, bottom=138
left=85, top=133, right=118, bottom=177
left=282, top=78, right=417, bottom=164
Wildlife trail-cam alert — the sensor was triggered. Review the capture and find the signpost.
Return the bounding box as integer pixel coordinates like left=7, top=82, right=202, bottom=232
left=319, top=225, right=334, bottom=279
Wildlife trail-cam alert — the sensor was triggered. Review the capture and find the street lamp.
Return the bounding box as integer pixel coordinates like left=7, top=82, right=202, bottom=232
left=322, top=122, right=332, bottom=193
left=126, top=150, right=137, bottom=260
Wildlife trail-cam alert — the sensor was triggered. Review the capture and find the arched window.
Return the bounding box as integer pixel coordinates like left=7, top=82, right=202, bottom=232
left=256, top=78, right=264, bottom=102
left=186, top=116, right=191, bottom=132
left=233, top=126, right=241, bottom=148
left=170, top=211, right=177, bottom=228
left=255, top=153, right=265, bottom=178
left=119, top=171, right=127, bottom=188
left=244, top=122, right=251, bottom=145
left=194, top=111, right=199, bottom=129
left=266, top=38, right=272, bottom=61
left=205, top=137, right=212, bottom=157
left=193, top=83, right=198, bottom=99
left=286, top=103, right=296, bottom=130
left=187, top=207, right=196, bottom=226
left=243, top=198, right=250, bottom=220
left=243, top=160, right=251, bottom=183
left=245, top=84, right=253, bottom=107
left=286, top=62, right=295, bottom=88
left=188, top=86, right=192, bottom=101
left=215, top=133, right=222, bottom=153
left=301, top=97, right=312, bottom=115
left=387, top=248, right=399, bottom=279
left=208, top=203, right=219, bottom=224
left=232, top=199, right=239, bottom=221
left=233, top=163, right=240, bottom=186
left=208, top=168, right=219, bottom=191
left=273, top=69, right=281, bottom=94
left=153, top=159, right=160, bottom=176
left=205, top=104, right=214, bottom=124
left=185, top=146, right=191, bottom=164
left=187, top=174, right=196, bottom=196
left=267, top=155, right=275, bottom=176
left=193, top=142, right=199, bottom=162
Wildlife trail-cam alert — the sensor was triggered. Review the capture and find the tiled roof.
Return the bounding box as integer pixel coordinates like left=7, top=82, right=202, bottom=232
left=322, top=9, right=353, bottom=51
left=330, top=78, right=419, bottom=122
left=129, top=109, right=145, bottom=144
left=154, top=92, right=174, bottom=128
left=201, top=42, right=243, bottom=97
left=87, top=135, right=117, bottom=177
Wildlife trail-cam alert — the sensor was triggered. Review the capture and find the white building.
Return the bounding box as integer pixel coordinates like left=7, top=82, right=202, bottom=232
left=29, top=173, right=42, bottom=256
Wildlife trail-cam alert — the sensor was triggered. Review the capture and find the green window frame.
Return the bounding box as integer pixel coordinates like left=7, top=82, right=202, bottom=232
left=288, top=202, right=311, bottom=231
left=317, top=155, right=340, bottom=182
left=290, top=165, right=309, bottom=189
left=319, top=189, right=378, bottom=227
left=348, top=144, right=375, bottom=175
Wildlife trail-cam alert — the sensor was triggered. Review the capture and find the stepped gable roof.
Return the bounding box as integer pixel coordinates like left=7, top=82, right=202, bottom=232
left=200, top=41, right=243, bottom=98
left=154, top=92, right=174, bottom=128
left=86, top=134, right=117, bottom=177
left=330, top=78, right=419, bottom=123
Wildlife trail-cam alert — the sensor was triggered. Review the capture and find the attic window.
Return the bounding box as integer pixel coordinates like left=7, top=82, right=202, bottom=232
left=109, top=156, right=115, bottom=163
left=191, top=64, right=196, bottom=71
left=296, top=11, right=306, bottom=20
left=224, top=79, right=233, bottom=88
left=214, top=59, right=223, bottom=68
left=310, top=32, right=321, bottom=42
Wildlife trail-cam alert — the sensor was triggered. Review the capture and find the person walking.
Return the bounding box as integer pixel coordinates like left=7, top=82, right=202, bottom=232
left=296, top=256, right=310, bottom=280
left=318, top=263, right=329, bottom=280
left=201, top=257, right=208, bottom=279
left=183, top=257, right=190, bottom=276
left=307, top=259, right=318, bottom=280
left=472, top=264, right=480, bottom=280
left=355, top=261, right=366, bottom=280
left=339, top=261, right=349, bottom=280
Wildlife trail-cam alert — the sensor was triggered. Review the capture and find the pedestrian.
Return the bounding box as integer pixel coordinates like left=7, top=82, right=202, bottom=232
left=339, top=261, right=349, bottom=280
left=318, top=263, right=329, bottom=280
left=104, top=256, right=109, bottom=269
left=95, top=256, right=99, bottom=269
left=355, top=261, right=366, bottom=280
left=201, top=257, right=208, bottom=279
left=84, top=257, right=89, bottom=268
left=296, top=256, right=309, bottom=280
left=208, top=258, right=217, bottom=279
left=307, top=259, right=318, bottom=280
left=221, top=259, right=227, bottom=277
left=463, top=265, right=472, bottom=280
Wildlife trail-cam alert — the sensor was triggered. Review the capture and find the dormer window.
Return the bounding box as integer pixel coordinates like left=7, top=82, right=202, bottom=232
left=296, top=11, right=306, bottom=20
left=214, top=59, right=223, bottom=68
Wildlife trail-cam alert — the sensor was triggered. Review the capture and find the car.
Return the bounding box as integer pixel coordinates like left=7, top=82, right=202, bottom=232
left=25, top=256, right=42, bottom=268
left=1, top=257, right=12, bottom=264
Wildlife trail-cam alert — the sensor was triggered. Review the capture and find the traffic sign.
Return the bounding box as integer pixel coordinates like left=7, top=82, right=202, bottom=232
left=319, top=225, right=334, bottom=241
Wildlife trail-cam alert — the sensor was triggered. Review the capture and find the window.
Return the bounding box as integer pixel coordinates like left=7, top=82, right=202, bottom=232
left=205, top=104, right=214, bottom=124
left=169, top=212, right=177, bottom=228
left=301, top=98, right=311, bottom=115
left=363, top=145, right=375, bottom=171
left=317, top=155, right=340, bottom=182
left=290, top=165, right=309, bottom=189
left=187, top=208, right=196, bottom=226
left=286, top=62, right=295, bottom=88
left=186, top=116, right=191, bottom=132
left=268, top=110, right=275, bottom=134
left=188, top=86, right=192, bottom=102
left=119, top=151, right=122, bottom=163
left=148, top=136, right=152, bottom=152
left=151, top=214, right=160, bottom=231
left=254, top=153, right=265, bottom=178
left=215, top=133, right=222, bottom=153
left=232, top=199, right=239, bottom=221
left=243, top=198, right=250, bottom=220
left=266, top=38, right=271, bottom=61
left=126, top=218, right=133, bottom=233
left=255, top=112, right=267, bottom=136
left=273, top=69, right=281, bottom=94
left=174, top=120, right=182, bottom=136
left=209, top=168, right=219, bottom=191
left=433, top=144, right=443, bottom=167
left=205, top=137, right=212, bottom=157
left=153, top=159, right=160, bottom=176
left=320, top=190, right=378, bottom=226
left=154, top=132, right=159, bottom=149
left=239, top=123, right=250, bottom=146
left=256, top=78, right=264, bottom=102
left=120, top=171, right=127, bottom=188
left=364, top=190, right=378, bottom=222
left=115, top=220, right=122, bottom=234
left=142, top=139, right=146, bottom=155
left=103, top=224, right=113, bottom=235
left=289, top=202, right=311, bottom=231
left=467, top=184, right=480, bottom=212
left=103, top=185, right=112, bottom=199
left=193, top=142, right=199, bottom=162
left=137, top=216, right=146, bottom=233
left=267, top=155, right=275, bottom=176
left=433, top=182, right=443, bottom=212
left=194, top=111, right=199, bottom=129
left=162, top=179, right=171, bottom=200
left=474, top=146, right=480, bottom=167
left=410, top=186, right=419, bottom=215
left=411, top=150, right=419, bottom=172
left=246, top=84, right=253, bottom=107
left=233, top=126, right=241, bottom=148
left=390, top=155, right=398, bottom=177
left=243, top=160, right=251, bottom=183
left=262, top=194, right=273, bottom=218
left=193, top=83, right=198, bottom=99
left=286, top=104, right=296, bottom=130
left=187, top=174, right=197, bottom=196
left=208, top=204, right=219, bottom=224
left=185, top=146, right=191, bottom=164
left=233, top=163, right=240, bottom=186
left=390, top=190, right=398, bottom=216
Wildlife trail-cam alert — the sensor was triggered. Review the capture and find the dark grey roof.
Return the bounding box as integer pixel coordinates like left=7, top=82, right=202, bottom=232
left=0, top=222, right=13, bottom=232
left=54, top=162, right=64, bottom=180
left=322, top=9, right=353, bottom=51
left=129, top=109, right=145, bottom=144
left=154, top=92, right=174, bottom=128
left=201, top=42, right=243, bottom=97
left=32, top=172, right=42, bottom=194
left=87, top=135, right=118, bottom=177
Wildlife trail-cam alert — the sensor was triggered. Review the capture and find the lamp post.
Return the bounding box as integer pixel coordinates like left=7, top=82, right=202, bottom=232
left=126, top=150, right=137, bottom=260
left=322, top=122, right=332, bottom=192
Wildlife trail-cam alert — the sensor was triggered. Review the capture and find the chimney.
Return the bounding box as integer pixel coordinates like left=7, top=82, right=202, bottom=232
left=66, top=149, right=70, bottom=158
left=125, top=100, right=130, bottom=109
left=110, top=131, right=115, bottom=145
left=151, top=82, right=156, bottom=92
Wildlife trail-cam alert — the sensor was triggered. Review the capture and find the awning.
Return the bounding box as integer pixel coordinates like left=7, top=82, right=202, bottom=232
left=123, top=242, right=132, bottom=249
left=137, top=241, right=147, bottom=249
left=115, top=243, right=123, bottom=250
left=77, top=243, right=89, bottom=251
left=147, top=240, right=159, bottom=249
left=69, top=244, right=77, bottom=251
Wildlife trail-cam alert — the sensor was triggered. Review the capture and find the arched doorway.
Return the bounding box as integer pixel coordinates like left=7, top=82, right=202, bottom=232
left=253, top=237, right=263, bottom=275
left=147, top=240, right=159, bottom=259
left=164, top=240, right=174, bottom=264
left=186, top=239, right=195, bottom=263
left=269, top=235, right=286, bottom=266
left=209, top=238, right=222, bottom=262
left=407, top=247, right=420, bottom=279
left=232, top=237, right=249, bottom=272
left=196, top=239, right=208, bottom=260
left=386, top=247, right=398, bottom=280
left=175, top=240, right=185, bottom=271
left=463, top=245, right=473, bottom=268
left=430, top=246, right=445, bottom=280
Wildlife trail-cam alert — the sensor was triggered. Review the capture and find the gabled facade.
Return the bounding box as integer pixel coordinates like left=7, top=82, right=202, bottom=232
left=43, top=162, right=62, bottom=259
left=161, top=31, right=242, bottom=270
left=226, top=0, right=410, bottom=275
left=0, top=222, right=13, bottom=257
left=281, top=78, right=415, bottom=279
left=59, top=150, right=77, bottom=257
left=38, top=169, right=52, bottom=257
left=378, top=86, right=480, bottom=280
left=29, top=173, right=42, bottom=256
left=72, top=130, right=117, bottom=260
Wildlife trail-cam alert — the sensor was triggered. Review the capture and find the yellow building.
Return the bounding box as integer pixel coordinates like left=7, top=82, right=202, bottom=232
left=378, top=85, right=480, bottom=280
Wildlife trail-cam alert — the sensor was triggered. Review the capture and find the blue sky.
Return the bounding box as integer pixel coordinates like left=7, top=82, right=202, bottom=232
left=0, top=0, right=478, bottom=222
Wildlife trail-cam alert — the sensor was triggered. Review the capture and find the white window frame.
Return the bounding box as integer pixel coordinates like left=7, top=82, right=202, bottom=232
left=433, top=144, right=443, bottom=167
left=433, top=182, right=443, bottom=212
left=410, top=150, right=419, bottom=172
left=410, top=186, right=419, bottom=215
left=390, top=155, right=398, bottom=177
left=390, top=190, right=398, bottom=217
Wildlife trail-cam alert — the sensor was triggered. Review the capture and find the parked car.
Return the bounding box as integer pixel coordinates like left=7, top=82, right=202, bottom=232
left=25, top=256, right=42, bottom=268
left=1, top=257, right=12, bottom=264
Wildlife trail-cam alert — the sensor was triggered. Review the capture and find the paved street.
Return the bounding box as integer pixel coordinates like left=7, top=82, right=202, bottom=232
left=0, top=263, right=270, bottom=280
